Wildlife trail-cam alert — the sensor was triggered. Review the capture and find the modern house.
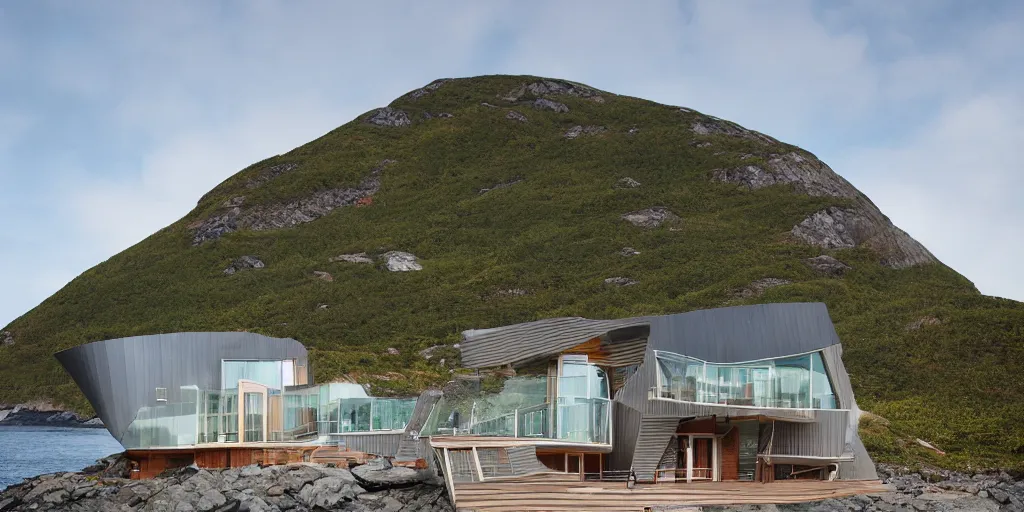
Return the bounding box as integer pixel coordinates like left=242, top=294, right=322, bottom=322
left=423, top=302, right=885, bottom=510
left=54, top=332, right=437, bottom=477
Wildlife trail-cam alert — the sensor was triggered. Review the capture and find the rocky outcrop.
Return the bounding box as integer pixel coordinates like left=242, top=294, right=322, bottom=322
left=223, top=256, right=264, bottom=275
left=564, top=125, right=605, bottom=139
left=0, top=456, right=450, bottom=512
left=331, top=253, right=374, bottom=264
left=712, top=152, right=858, bottom=199
left=532, top=98, right=569, bottom=113
left=907, top=316, right=942, bottom=331
left=1, top=331, right=12, bottom=346
left=0, top=403, right=102, bottom=428
left=421, top=112, right=454, bottom=120
left=805, top=255, right=851, bottom=276
left=735, top=278, right=792, bottom=299
left=502, top=79, right=602, bottom=102
left=366, top=107, right=412, bottom=127
left=246, top=163, right=299, bottom=189
left=622, top=207, right=680, bottom=228
left=191, top=160, right=396, bottom=245
left=615, top=177, right=641, bottom=189
left=620, top=247, right=640, bottom=257
left=381, top=251, right=422, bottom=272
left=505, top=110, right=528, bottom=122
left=604, top=277, right=638, bottom=286
left=690, top=116, right=778, bottom=145
left=791, top=207, right=936, bottom=269
left=408, top=79, right=450, bottom=99
left=312, top=270, right=334, bottom=282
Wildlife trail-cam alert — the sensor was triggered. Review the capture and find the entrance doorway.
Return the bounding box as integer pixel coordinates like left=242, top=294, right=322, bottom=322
left=671, top=434, right=719, bottom=483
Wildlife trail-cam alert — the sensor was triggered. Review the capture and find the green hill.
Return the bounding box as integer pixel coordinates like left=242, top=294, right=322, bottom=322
left=1, top=75, right=1022, bottom=471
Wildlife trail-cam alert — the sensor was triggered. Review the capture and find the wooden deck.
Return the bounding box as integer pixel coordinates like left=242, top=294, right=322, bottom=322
left=452, top=476, right=890, bottom=511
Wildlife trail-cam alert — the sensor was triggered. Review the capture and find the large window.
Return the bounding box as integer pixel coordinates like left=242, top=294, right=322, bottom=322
left=655, top=351, right=838, bottom=409
left=222, top=360, right=294, bottom=390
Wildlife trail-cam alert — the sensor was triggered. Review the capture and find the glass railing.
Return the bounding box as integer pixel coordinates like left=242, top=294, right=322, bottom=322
left=422, top=375, right=612, bottom=445
left=333, top=397, right=417, bottom=433
left=654, top=350, right=838, bottom=409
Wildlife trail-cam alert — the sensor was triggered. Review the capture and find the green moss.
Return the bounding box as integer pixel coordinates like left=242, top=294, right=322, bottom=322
left=1, top=75, right=1022, bottom=471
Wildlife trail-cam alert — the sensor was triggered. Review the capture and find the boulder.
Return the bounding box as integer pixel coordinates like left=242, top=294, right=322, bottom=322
left=298, top=475, right=364, bottom=509
left=791, top=206, right=936, bottom=269
left=604, top=277, right=638, bottom=287
left=615, top=177, right=641, bottom=189
left=313, top=271, right=334, bottom=282
left=408, top=79, right=449, bottom=99
left=381, top=251, right=423, bottom=272
left=804, top=255, right=851, bottom=276
left=736, top=278, right=792, bottom=299
left=627, top=126, right=640, bottom=134
left=2, top=331, right=14, bottom=346
left=196, top=490, right=227, bottom=512
left=503, top=80, right=601, bottom=102
left=712, top=152, right=859, bottom=199
left=690, top=117, right=777, bottom=144
left=621, top=207, right=680, bottom=228
left=620, top=247, right=640, bottom=257
left=564, top=125, right=605, bottom=138
left=331, top=252, right=374, bottom=264
left=351, top=458, right=428, bottom=489
left=505, top=110, right=528, bottom=122
left=367, top=107, right=411, bottom=127
left=386, top=348, right=400, bottom=356
left=223, top=256, right=264, bottom=275
left=532, top=98, right=569, bottom=113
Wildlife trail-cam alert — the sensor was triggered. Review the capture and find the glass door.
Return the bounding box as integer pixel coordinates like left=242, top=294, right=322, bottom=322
left=243, top=392, right=264, bottom=442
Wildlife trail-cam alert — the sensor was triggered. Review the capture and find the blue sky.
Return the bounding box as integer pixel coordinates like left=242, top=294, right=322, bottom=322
left=2, top=0, right=1023, bottom=328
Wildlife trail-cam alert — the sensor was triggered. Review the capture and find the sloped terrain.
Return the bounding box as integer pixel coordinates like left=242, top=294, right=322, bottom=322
left=1, top=75, right=1022, bottom=470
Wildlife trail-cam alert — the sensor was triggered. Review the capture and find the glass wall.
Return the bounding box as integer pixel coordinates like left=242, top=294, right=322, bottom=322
left=222, top=360, right=286, bottom=390
left=655, top=351, right=838, bottom=409
left=243, top=392, right=264, bottom=442
left=121, top=386, right=199, bottom=449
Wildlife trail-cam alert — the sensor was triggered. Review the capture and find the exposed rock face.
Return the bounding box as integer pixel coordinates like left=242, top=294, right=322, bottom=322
left=615, top=177, right=641, bottom=189
left=478, top=176, right=523, bottom=195
left=422, top=112, right=454, bottom=120
left=620, top=247, right=640, bottom=257
left=505, top=110, right=528, bottom=122
left=312, top=270, right=334, bottom=282
left=223, top=256, right=264, bottom=275
left=331, top=252, right=374, bottom=264
left=1, top=331, right=12, bottom=346
left=908, top=316, right=943, bottom=330
left=494, top=288, right=528, bottom=297
left=503, top=79, right=601, bottom=102
left=0, top=457, right=451, bottom=512
left=690, top=116, right=778, bottom=145
left=792, top=207, right=936, bottom=269
left=0, top=403, right=102, bottom=428
left=381, top=251, right=422, bottom=272
left=408, top=78, right=450, bottom=99
left=805, top=255, right=852, bottom=276
left=366, top=107, right=412, bottom=127
left=564, top=125, right=605, bottom=138
left=532, top=98, right=569, bottom=113
left=604, top=276, right=638, bottom=286
left=191, top=160, right=395, bottom=245
left=712, top=152, right=858, bottom=199
left=246, top=163, right=299, bottom=189
left=622, top=207, right=681, bottom=228
left=736, top=278, right=792, bottom=298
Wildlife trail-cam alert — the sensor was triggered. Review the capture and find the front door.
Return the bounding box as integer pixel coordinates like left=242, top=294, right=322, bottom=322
left=678, top=435, right=719, bottom=482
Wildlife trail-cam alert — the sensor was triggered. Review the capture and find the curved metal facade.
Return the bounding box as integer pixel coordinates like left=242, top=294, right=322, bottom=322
left=460, top=302, right=878, bottom=480
left=54, top=332, right=309, bottom=445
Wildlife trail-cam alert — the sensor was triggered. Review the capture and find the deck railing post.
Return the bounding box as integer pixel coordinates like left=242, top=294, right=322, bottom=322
left=513, top=408, right=518, bottom=437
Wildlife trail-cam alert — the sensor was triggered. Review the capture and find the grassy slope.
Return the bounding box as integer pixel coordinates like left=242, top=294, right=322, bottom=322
left=1, top=75, right=1021, bottom=470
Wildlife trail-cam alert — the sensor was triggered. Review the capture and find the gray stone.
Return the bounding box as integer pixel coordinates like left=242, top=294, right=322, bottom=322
left=222, top=196, right=246, bottom=208
left=23, top=478, right=68, bottom=502
left=621, top=207, right=681, bottom=228
left=620, top=247, right=640, bottom=257
left=1, top=331, right=12, bottom=346
left=313, top=270, right=334, bottom=282
left=298, top=476, right=363, bottom=509
left=197, top=490, right=227, bottom=512
left=331, top=252, right=374, bottom=264
left=0, top=498, right=15, bottom=511
left=615, top=177, right=641, bottom=189
left=246, top=163, right=299, bottom=189
left=791, top=206, right=936, bottom=269
left=265, top=485, right=284, bottom=497
left=175, top=502, right=196, bottom=512
left=386, top=347, right=400, bottom=356
left=352, top=459, right=428, bottom=489
left=278, top=465, right=322, bottom=493
left=690, top=117, right=776, bottom=144
left=907, top=317, right=942, bottom=331
left=381, top=251, right=422, bottom=272
left=532, top=98, right=569, bottom=113
left=367, top=107, right=411, bottom=127
left=503, top=80, right=601, bottom=102
left=736, top=278, right=792, bottom=299
left=564, top=125, right=605, bottom=138
left=408, top=79, right=449, bottom=99
left=193, top=160, right=396, bottom=245
left=223, top=255, right=266, bottom=275
left=505, top=110, right=528, bottom=122
left=979, top=489, right=990, bottom=499
left=494, top=288, right=528, bottom=297
left=604, top=277, right=638, bottom=287
left=805, top=255, right=851, bottom=276
left=478, top=176, right=524, bottom=194
left=989, top=488, right=1010, bottom=503
left=627, top=126, right=640, bottom=134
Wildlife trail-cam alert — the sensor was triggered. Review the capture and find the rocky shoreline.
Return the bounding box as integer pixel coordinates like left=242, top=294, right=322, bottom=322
left=3, top=458, right=1024, bottom=511
left=0, top=405, right=103, bottom=428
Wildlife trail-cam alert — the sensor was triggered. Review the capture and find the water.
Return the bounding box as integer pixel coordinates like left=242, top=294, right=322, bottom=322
left=0, top=426, right=123, bottom=490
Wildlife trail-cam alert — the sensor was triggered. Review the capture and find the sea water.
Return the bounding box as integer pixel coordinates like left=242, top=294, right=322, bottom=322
left=0, top=426, right=122, bottom=490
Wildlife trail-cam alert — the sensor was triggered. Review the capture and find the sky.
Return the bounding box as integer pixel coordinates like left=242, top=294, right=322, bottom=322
left=1, top=0, right=1023, bottom=328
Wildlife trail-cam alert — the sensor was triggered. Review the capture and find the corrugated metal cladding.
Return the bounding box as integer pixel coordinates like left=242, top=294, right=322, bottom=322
left=632, top=417, right=683, bottom=482
left=506, top=446, right=550, bottom=475
left=607, top=403, right=641, bottom=471
left=54, top=332, right=308, bottom=443
left=337, top=433, right=403, bottom=457
left=769, top=410, right=849, bottom=458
